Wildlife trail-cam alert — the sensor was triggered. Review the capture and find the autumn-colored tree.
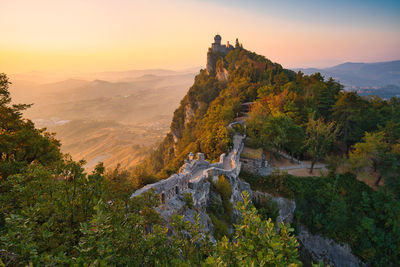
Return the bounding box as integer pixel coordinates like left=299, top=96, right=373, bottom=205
left=348, top=130, right=400, bottom=190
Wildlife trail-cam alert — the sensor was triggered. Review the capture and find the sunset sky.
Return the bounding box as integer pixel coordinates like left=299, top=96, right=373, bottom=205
left=1, top=0, right=399, bottom=74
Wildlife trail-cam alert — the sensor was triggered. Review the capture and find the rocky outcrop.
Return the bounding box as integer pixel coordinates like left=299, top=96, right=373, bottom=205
left=131, top=133, right=251, bottom=237
left=216, top=66, right=229, bottom=82
left=184, top=102, right=197, bottom=125
left=252, top=191, right=296, bottom=225
left=297, top=225, right=364, bottom=267
left=132, top=128, right=360, bottom=266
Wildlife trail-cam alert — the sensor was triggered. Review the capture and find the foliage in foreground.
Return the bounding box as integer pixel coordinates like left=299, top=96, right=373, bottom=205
left=1, top=177, right=301, bottom=266
left=207, top=192, right=301, bottom=267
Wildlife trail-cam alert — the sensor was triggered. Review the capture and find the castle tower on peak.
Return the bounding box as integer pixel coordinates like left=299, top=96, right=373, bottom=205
left=207, top=34, right=234, bottom=72
left=210, top=34, right=232, bottom=53
left=214, top=34, right=222, bottom=45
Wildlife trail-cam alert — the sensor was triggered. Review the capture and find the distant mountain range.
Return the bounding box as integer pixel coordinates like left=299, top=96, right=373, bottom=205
left=293, top=60, right=400, bottom=99
left=9, top=67, right=202, bottom=84
left=294, top=60, right=400, bottom=87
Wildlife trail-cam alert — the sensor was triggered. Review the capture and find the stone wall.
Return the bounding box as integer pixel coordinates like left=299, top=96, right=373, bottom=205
left=131, top=133, right=251, bottom=228
left=240, top=157, right=271, bottom=176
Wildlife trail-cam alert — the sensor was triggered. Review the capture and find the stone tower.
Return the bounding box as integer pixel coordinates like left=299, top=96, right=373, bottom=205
left=214, top=34, right=221, bottom=45
left=207, top=34, right=234, bottom=73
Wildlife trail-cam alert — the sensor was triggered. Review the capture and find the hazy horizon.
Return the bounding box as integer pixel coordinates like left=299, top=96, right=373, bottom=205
left=8, top=59, right=400, bottom=85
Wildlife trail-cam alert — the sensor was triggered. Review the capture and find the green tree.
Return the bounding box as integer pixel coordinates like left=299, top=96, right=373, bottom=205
left=247, top=112, right=304, bottom=160
left=0, top=73, right=62, bottom=179
left=332, top=92, right=371, bottom=154
left=304, top=116, right=337, bottom=173
left=348, top=132, right=387, bottom=184
left=76, top=196, right=182, bottom=266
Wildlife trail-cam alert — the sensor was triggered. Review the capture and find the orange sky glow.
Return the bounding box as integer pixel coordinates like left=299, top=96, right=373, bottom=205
left=1, top=0, right=399, bottom=74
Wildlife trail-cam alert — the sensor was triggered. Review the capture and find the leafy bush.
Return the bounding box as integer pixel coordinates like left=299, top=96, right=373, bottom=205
left=207, top=175, right=234, bottom=239
left=253, top=194, right=279, bottom=222
left=183, top=192, right=194, bottom=209
left=215, top=175, right=233, bottom=220
left=209, top=214, right=230, bottom=240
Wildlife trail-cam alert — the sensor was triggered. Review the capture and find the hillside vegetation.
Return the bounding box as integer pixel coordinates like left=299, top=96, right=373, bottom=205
left=136, top=46, right=400, bottom=197
left=136, top=46, right=295, bottom=178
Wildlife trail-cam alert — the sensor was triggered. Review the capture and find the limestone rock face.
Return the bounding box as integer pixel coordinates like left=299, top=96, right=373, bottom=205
left=206, top=51, right=218, bottom=73
left=216, top=66, right=229, bottom=82
left=184, top=102, right=197, bottom=125
left=181, top=208, right=216, bottom=244
left=297, top=225, right=364, bottom=267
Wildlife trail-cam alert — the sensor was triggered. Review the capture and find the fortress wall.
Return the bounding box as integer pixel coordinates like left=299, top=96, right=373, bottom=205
left=130, top=133, right=249, bottom=209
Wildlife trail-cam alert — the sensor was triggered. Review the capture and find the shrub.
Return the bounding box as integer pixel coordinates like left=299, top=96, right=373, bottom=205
left=253, top=194, right=279, bottom=222
left=206, top=192, right=301, bottom=266
left=215, top=175, right=233, bottom=220
left=183, top=192, right=194, bottom=209
left=209, top=214, right=230, bottom=240
left=215, top=175, right=232, bottom=201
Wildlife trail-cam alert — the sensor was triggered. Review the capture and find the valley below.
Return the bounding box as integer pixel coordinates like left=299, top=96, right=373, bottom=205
left=9, top=69, right=198, bottom=170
